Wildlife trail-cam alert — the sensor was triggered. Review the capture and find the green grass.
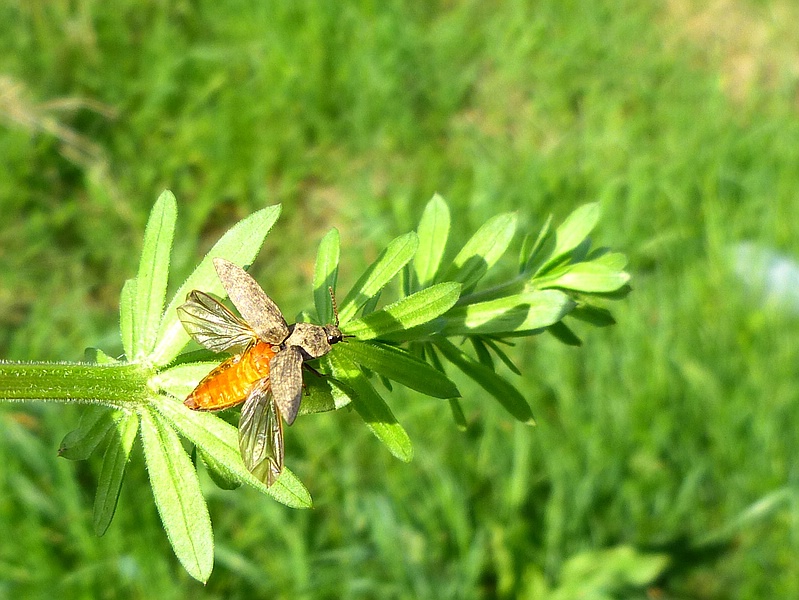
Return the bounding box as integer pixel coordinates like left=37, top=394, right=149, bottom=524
left=2, top=0, right=799, bottom=597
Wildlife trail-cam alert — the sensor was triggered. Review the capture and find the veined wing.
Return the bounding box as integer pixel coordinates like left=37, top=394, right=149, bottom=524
left=177, top=290, right=258, bottom=353
left=270, top=346, right=304, bottom=426
left=213, top=258, right=289, bottom=345
left=239, top=377, right=283, bottom=487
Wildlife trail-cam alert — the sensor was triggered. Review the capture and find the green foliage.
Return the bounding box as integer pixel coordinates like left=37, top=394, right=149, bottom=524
left=2, top=1, right=799, bottom=596
left=0, top=193, right=627, bottom=581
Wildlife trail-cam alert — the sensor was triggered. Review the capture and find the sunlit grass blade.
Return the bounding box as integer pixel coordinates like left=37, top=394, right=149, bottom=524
left=344, top=282, right=461, bottom=340
left=58, top=406, right=116, bottom=461
left=413, top=193, right=450, bottom=288
left=446, top=212, right=517, bottom=289
left=435, top=338, right=535, bottom=425
left=154, top=398, right=312, bottom=508
left=133, top=190, right=177, bottom=361
left=338, top=340, right=460, bottom=399
left=313, top=228, right=340, bottom=324
left=327, top=351, right=413, bottom=462
left=151, top=205, right=282, bottom=367
left=441, top=290, right=573, bottom=336
left=537, top=262, right=631, bottom=293
left=94, top=411, right=139, bottom=536
left=140, top=408, right=214, bottom=583
left=337, top=232, right=419, bottom=324
left=119, top=279, right=136, bottom=361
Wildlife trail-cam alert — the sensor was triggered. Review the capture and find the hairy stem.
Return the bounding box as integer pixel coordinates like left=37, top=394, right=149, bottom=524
left=0, top=361, right=151, bottom=406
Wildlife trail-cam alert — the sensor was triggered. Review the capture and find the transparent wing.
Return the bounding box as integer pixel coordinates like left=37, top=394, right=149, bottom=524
left=238, top=378, right=283, bottom=487
left=213, top=258, right=290, bottom=344
left=270, top=346, right=304, bottom=426
left=177, top=290, right=258, bottom=353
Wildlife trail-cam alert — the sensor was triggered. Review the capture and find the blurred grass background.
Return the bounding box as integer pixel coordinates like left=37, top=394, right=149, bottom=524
left=1, top=0, right=799, bottom=597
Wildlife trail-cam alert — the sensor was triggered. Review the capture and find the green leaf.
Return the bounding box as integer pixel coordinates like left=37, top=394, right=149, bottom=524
left=327, top=352, right=413, bottom=462
left=345, top=282, right=461, bottom=340
left=151, top=205, right=282, bottom=367
left=569, top=304, right=616, bottom=327
left=94, top=411, right=139, bottom=536
left=300, top=369, right=353, bottom=415
left=199, top=448, right=241, bottom=491
left=120, top=279, right=136, bottom=361
left=153, top=398, right=312, bottom=508
left=447, top=213, right=517, bottom=289
left=338, top=340, right=460, bottom=399
left=448, top=398, right=468, bottom=430
left=482, top=338, right=522, bottom=376
left=58, top=407, right=116, bottom=461
left=547, top=321, right=582, bottom=346
left=589, top=250, right=628, bottom=271
left=550, top=202, right=600, bottom=263
left=523, top=214, right=555, bottom=275
left=140, top=409, right=214, bottom=583
left=413, top=194, right=450, bottom=288
left=313, top=228, right=340, bottom=324
left=441, top=290, right=573, bottom=336
left=133, top=191, right=177, bottom=361
left=538, top=262, right=630, bottom=293
left=152, top=362, right=218, bottom=400
left=337, top=232, right=419, bottom=324
left=435, top=338, right=535, bottom=425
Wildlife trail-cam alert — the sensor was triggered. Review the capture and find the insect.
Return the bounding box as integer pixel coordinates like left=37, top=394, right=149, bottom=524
left=177, top=257, right=343, bottom=486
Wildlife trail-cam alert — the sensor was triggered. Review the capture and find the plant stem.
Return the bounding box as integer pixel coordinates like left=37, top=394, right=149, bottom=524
left=0, top=361, right=151, bottom=406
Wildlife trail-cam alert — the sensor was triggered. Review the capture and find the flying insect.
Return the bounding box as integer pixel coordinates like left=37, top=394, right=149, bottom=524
left=177, top=257, right=343, bottom=486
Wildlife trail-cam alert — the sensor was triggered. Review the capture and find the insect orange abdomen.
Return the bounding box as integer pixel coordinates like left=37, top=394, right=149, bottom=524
left=185, top=341, right=277, bottom=411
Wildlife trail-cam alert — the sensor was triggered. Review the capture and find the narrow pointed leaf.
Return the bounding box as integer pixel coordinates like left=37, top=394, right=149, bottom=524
left=327, top=352, right=413, bottom=462
left=436, top=338, right=535, bottom=425
left=120, top=279, right=136, bottom=361
left=448, top=398, right=468, bottom=431
left=447, top=213, right=517, bottom=289
left=313, top=228, right=340, bottom=324
left=523, top=214, right=554, bottom=275
left=345, top=282, right=461, bottom=340
left=483, top=338, right=522, bottom=376
left=300, top=369, right=353, bottom=414
left=134, top=191, right=177, bottom=360
left=140, top=409, right=214, bottom=583
left=550, top=202, right=600, bottom=262
left=538, top=262, right=630, bottom=293
left=151, top=205, right=281, bottom=367
left=338, top=340, right=460, bottom=399
left=589, top=251, right=628, bottom=271
left=413, top=194, right=450, bottom=287
left=547, top=321, right=582, bottom=346
left=337, top=232, right=419, bottom=324
left=154, top=398, right=312, bottom=508
left=94, top=411, right=139, bottom=536
left=199, top=448, right=241, bottom=491
left=442, top=290, right=573, bottom=336
left=570, top=304, right=616, bottom=327
left=58, top=406, right=116, bottom=461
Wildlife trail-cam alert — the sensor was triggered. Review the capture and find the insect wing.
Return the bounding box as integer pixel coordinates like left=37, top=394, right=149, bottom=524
left=239, top=378, right=284, bottom=486
left=213, top=258, right=290, bottom=345
left=178, top=290, right=258, bottom=353
left=270, top=346, right=304, bottom=426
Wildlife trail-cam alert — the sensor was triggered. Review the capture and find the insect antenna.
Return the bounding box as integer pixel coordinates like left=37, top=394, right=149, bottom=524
left=328, top=286, right=340, bottom=327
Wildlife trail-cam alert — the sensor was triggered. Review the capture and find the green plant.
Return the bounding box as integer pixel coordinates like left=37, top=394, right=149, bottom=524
left=0, top=190, right=629, bottom=582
